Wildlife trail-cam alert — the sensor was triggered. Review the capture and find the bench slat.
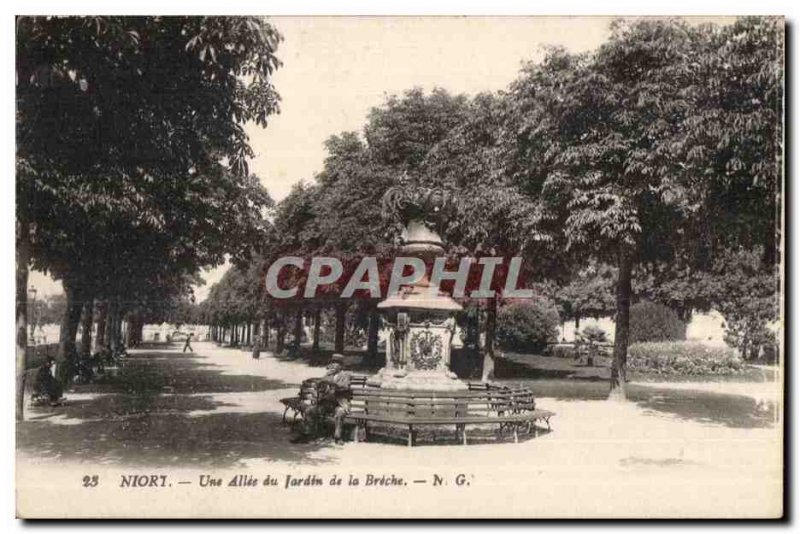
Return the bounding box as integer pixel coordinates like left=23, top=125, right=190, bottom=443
left=345, top=411, right=554, bottom=425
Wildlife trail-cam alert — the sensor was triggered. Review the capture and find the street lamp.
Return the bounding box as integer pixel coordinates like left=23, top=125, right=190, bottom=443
left=28, top=286, right=37, bottom=345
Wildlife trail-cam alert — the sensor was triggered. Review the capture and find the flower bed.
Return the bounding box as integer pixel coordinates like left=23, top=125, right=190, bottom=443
left=628, top=341, right=744, bottom=376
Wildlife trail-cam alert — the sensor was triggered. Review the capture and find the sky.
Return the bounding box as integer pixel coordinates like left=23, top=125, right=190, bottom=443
left=27, top=16, right=735, bottom=302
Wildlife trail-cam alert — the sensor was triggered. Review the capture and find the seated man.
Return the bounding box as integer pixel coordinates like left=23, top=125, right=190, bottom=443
left=90, top=350, right=105, bottom=375
left=33, top=357, right=65, bottom=406
left=113, top=344, right=128, bottom=360
left=75, top=352, right=96, bottom=383
left=292, top=354, right=352, bottom=444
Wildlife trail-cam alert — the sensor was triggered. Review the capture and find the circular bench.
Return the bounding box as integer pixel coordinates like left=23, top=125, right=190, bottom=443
left=345, top=384, right=554, bottom=446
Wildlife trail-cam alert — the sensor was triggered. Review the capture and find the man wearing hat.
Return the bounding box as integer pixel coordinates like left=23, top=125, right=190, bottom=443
left=33, top=356, right=65, bottom=406
left=292, top=354, right=352, bottom=444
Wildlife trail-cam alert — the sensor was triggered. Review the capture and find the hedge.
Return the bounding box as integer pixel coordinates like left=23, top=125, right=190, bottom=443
left=496, top=300, right=560, bottom=353
left=628, top=341, right=744, bottom=376
left=629, top=301, right=686, bottom=343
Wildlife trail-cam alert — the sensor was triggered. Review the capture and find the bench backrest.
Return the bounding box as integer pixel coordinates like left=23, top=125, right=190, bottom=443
left=349, top=388, right=536, bottom=418
left=350, top=375, right=368, bottom=388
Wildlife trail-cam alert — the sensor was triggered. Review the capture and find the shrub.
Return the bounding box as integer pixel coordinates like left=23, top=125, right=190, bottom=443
left=496, top=299, right=560, bottom=353
left=628, top=341, right=744, bottom=376
left=629, top=301, right=686, bottom=343
left=576, top=325, right=611, bottom=365
left=578, top=325, right=608, bottom=344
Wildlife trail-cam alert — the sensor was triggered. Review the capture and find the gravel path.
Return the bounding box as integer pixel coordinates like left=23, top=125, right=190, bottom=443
left=17, top=342, right=782, bottom=518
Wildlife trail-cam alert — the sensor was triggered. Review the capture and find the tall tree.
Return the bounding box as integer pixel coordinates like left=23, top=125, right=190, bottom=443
left=421, top=93, right=545, bottom=379
left=16, top=16, right=282, bottom=417
left=503, top=18, right=782, bottom=399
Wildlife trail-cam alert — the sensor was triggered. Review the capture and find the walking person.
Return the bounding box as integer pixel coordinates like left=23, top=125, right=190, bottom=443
left=182, top=333, right=194, bottom=353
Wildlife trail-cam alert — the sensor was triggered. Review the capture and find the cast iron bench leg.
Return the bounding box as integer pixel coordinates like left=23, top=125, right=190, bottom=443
left=350, top=423, right=359, bottom=443
left=282, top=406, right=291, bottom=424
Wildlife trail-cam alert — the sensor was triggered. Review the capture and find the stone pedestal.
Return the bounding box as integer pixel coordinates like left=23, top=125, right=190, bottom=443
left=374, top=249, right=466, bottom=390
left=375, top=302, right=467, bottom=391
left=376, top=185, right=466, bottom=391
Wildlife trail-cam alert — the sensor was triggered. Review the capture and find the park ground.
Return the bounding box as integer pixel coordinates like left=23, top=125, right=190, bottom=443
left=16, top=342, right=782, bottom=518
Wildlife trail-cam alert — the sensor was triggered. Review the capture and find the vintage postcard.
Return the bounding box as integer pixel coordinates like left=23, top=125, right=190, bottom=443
left=15, top=15, right=784, bottom=519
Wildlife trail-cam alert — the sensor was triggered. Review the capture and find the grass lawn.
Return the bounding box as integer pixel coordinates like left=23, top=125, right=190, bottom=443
left=497, top=351, right=776, bottom=383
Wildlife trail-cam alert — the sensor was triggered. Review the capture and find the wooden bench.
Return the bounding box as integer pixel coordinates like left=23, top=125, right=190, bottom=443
left=344, top=386, right=554, bottom=446
left=280, top=374, right=368, bottom=424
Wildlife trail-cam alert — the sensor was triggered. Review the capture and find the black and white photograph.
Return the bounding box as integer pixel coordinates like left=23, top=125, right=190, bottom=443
left=12, top=12, right=784, bottom=519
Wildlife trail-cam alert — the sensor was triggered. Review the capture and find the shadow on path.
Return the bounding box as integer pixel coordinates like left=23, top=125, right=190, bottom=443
left=499, top=379, right=776, bottom=429
left=632, top=386, right=776, bottom=429
left=18, top=350, right=331, bottom=467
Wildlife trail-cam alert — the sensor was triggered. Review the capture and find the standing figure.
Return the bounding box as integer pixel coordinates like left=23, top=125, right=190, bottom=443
left=183, top=333, right=194, bottom=353
left=251, top=334, right=261, bottom=359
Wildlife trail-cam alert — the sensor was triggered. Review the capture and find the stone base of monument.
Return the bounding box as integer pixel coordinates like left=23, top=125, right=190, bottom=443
left=372, top=368, right=468, bottom=391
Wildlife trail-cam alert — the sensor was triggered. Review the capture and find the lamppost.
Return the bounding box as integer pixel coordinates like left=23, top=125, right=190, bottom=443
left=28, top=286, right=37, bottom=346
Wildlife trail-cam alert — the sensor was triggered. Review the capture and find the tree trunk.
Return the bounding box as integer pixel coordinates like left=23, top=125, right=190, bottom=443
left=125, top=317, right=135, bottom=347
left=98, top=308, right=112, bottom=347
left=334, top=303, right=346, bottom=354
left=15, top=217, right=30, bottom=421
left=293, top=308, right=303, bottom=351
left=136, top=316, right=143, bottom=345
left=263, top=316, right=270, bottom=349
left=120, top=317, right=127, bottom=347
left=312, top=308, right=321, bottom=351
left=481, top=353, right=495, bottom=382
left=79, top=298, right=94, bottom=356
left=246, top=322, right=252, bottom=346
left=481, top=299, right=497, bottom=382
left=276, top=316, right=286, bottom=354
left=575, top=316, right=580, bottom=333
left=609, top=247, right=634, bottom=401
left=107, top=299, right=121, bottom=352
left=58, top=279, right=85, bottom=361
left=474, top=307, right=481, bottom=351
left=367, top=308, right=380, bottom=365
left=94, top=301, right=108, bottom=352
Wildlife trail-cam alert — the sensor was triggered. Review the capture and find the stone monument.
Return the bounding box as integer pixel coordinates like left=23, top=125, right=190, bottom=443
left=374, top=184, right=467, bottom=391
